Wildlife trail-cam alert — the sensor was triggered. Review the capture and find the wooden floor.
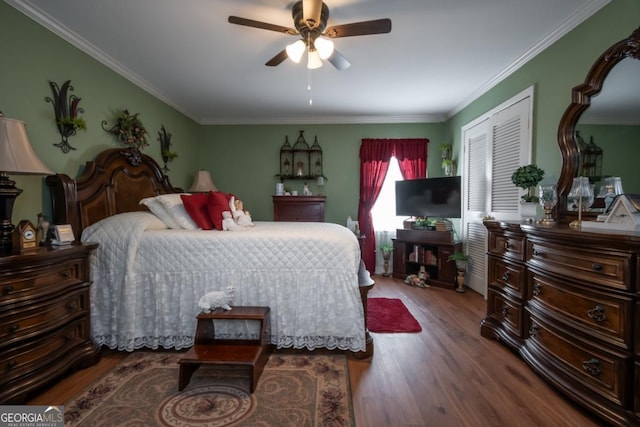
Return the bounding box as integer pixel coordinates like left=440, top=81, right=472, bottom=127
left=29, top=275, right=602, bottom=426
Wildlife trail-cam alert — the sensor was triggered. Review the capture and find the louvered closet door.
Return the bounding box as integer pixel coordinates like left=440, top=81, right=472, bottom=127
left=462, top=90, right=532, bottom=297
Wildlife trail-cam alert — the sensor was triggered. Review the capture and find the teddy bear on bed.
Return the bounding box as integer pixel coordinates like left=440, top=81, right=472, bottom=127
left=229, top=196, right=254, bottom=228
left=198, top=285, right=235, bottom=312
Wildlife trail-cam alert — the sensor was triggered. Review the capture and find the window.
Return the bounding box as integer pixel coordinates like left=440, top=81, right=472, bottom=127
left=371, top=156, right=406, bottom=232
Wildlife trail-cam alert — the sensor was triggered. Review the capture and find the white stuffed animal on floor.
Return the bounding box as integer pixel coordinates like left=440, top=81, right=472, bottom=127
left=198, top=285, right=235, bottom=312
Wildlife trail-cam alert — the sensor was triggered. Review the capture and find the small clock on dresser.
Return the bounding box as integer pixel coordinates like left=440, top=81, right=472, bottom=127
left=12, top=220, right=38, bottom=252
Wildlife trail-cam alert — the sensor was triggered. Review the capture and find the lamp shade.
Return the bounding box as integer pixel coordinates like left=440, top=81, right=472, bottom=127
left=189, top=170, right=217, bottom=192
left=307, top=49, right=323, bottom=69
left=315, top=37, right=334, bottom=60
left=286, top=40, right=306, bottom=63
left=0, top=117, right=53, bottom=175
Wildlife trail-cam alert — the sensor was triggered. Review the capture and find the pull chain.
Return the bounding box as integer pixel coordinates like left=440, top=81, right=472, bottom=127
left=307, top=68, right=313, bottom=106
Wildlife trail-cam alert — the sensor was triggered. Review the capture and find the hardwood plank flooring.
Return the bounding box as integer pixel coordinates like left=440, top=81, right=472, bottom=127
left=28, top=275, right=602, bottom=426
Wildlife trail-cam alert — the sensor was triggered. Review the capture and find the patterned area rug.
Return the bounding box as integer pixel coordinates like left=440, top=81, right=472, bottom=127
left=367, top=297, right=422, bottom=333
left=64, top=352, right=354, bottom=427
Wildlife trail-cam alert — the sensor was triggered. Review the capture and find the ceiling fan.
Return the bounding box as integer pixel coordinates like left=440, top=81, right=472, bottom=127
left=228, top=0, right=391, bottom=70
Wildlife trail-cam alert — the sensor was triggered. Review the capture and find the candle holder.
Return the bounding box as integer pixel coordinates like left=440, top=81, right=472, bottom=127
left=538, top=184, right=557, bottom=223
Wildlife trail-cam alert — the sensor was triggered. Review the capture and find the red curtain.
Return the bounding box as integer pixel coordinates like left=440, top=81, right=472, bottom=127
left=358, top=138, right=428, bottom=271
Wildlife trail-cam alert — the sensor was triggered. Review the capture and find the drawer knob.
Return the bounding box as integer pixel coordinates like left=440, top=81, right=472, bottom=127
left=61, top=270, right=71, bottom=278
left=529, top=323, right=539, bottom=338
left=3, top=285, right=14, bottom=295
left=504, top=242, right=509, bottom=250
left=533, top=249, right=543, bottom=257
left=501, top=272, right=510, bottom=282
left=9, top=324, right=19, bottom=333
left=501, top=306, right=509, bottom=317
left=7, top=360, right=17, bottom=370
left=587, top=305, right=607, bottom=323
left=532, top=283, right=542, bottom=296
left=591, top=263, right=603, bottom=272
left=582, top=358, right=601, bottom=376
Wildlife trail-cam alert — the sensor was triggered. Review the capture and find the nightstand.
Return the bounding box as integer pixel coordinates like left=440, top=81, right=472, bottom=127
left=272, top=195, right=326, bottom=221
left=0, top=242, right=99, bottom=404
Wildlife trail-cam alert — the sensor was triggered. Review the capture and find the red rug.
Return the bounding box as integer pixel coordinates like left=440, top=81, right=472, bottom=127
left=367, top=298, right=422, bottom=333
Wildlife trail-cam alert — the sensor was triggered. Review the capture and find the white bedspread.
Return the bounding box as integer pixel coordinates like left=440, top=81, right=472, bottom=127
left=82, top=212, right=365, bottom=352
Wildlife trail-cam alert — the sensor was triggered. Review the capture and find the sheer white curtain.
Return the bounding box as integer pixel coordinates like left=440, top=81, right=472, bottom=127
left=371, top=157, right=406, bottom=274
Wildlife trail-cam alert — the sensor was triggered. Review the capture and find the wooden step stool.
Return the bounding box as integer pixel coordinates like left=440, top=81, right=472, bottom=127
left=178, top=306, right=271, bottom=393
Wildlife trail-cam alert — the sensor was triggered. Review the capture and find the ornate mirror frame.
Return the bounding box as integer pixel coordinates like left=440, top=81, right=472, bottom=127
left=556, top=26, right=640, bottom=224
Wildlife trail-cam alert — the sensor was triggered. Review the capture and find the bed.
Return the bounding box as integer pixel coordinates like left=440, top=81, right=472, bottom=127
left=46, top=148, right=373, bottom=357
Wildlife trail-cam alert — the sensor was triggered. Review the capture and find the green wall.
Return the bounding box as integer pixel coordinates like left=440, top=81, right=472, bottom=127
left=201, top=124, right=446, bottom=223
left=0, top=2, right=201, bottom=225
left=445, top=0, right=639, bottom=187
left=1, top=0, right=637, bottom=228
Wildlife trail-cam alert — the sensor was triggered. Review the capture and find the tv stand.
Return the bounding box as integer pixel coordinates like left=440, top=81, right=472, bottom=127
left=392, top=228, right=461, bottom=289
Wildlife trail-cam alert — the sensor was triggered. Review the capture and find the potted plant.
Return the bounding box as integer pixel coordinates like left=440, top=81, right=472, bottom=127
left=378, top=243, right=393, bottom=277
left=512, top=164, right=545, bottom=222
left=511, top=164, right=545, bottom=203
left=442, top=158, right=455, bottom=177
left=447, top=252, right=469, bottom=293
left=440, top=143, right=452, bottom=160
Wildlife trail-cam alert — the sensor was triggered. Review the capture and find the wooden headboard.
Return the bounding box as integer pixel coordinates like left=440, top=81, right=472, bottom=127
left=46, top=148, right=182, bottom=238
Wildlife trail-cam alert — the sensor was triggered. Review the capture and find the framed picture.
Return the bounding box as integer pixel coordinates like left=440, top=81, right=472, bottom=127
left=53, top=224, right=75, bottom=245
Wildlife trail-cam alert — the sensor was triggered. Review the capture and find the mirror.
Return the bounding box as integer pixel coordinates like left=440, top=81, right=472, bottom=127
left=556, top=26, right=640, bottom=224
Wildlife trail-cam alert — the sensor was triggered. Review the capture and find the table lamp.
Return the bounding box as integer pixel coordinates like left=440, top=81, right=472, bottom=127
left=0, top=114, right=54, bottom=252
left=189, top=170, right=217, bottom=192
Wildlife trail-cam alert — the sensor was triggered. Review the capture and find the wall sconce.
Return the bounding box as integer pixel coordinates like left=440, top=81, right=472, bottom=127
left=45, top=80, right=86, bottom=153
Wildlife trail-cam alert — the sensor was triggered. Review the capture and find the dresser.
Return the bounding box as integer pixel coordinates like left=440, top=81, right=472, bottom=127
left=0, top=243, right=99, bottom=403
left=482, top=221, right=640, bottom=426
left=272, top=195, right=325, bottom=222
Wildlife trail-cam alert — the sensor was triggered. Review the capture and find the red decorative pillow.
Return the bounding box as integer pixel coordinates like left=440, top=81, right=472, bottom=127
left=207, top=191, right=232, bottom=230
left=181, top=193, right=214, bottom=230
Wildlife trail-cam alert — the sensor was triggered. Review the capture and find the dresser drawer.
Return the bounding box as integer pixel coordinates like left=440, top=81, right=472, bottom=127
left=528, top=271, right=632, bottom=350
left=528, top=239, right=631, bottom=290
left=0, top=318, right=89, bottom=388
left=488, top=256, right=525, bottom=298
left=0, top=287, right=89, bottom=349
left=526, top=313, right=631, bottom=407
left=487, top=289, right=524, bottom=338
left=0, top=260, right=85, bottom=305
left=488, top=230, right=526, bottom=262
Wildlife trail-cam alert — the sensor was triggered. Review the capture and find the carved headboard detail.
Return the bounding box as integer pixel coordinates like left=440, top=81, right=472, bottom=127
left=46, top=148, right=181, bottom=238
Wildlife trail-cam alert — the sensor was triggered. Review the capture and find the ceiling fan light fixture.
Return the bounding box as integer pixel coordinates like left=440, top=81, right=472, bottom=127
left=307, top=49, right=323, bottom=69
left=315, top=37, right=334, bottom=60
left=286, top=40, right=306, bottom=63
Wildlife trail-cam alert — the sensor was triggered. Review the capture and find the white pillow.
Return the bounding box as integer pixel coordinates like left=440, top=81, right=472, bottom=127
left=140, top=196, right=181, bottom=229
left=155, top=193, right=199, bottom=230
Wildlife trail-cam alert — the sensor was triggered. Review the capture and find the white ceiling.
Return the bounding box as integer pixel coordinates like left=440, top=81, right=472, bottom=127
left=8, top=0, right=611, bottom=125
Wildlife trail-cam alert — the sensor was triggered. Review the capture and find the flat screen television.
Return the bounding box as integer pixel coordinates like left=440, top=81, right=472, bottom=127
left=395, top=176, right=462, bottom=218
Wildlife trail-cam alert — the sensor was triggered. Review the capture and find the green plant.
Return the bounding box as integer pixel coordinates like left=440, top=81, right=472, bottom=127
left=58, top=116, right=87, bottom=131
left=440, top=143, right=452, bottom=160
left=378, top=243, right=393, bottom=253
left=441, top=158, right=455, bottom=171
left=447, top=252, right=469, bottom=262
left=511, top=164, right=545, bottom=202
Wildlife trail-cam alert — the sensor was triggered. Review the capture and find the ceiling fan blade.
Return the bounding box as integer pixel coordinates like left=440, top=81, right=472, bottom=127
left=324, top=19, right=392, bottom=38
left=327, top=49, right=351, bottom=71
left=228, top=16, right=296, bottom=35
left=265, top=49, right=289, bottom=67
left=302, top=0, right=323, bottom=28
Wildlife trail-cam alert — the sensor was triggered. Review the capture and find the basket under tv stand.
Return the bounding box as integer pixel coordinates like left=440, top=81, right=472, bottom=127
left=392, top=228, right=461, bottom=289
